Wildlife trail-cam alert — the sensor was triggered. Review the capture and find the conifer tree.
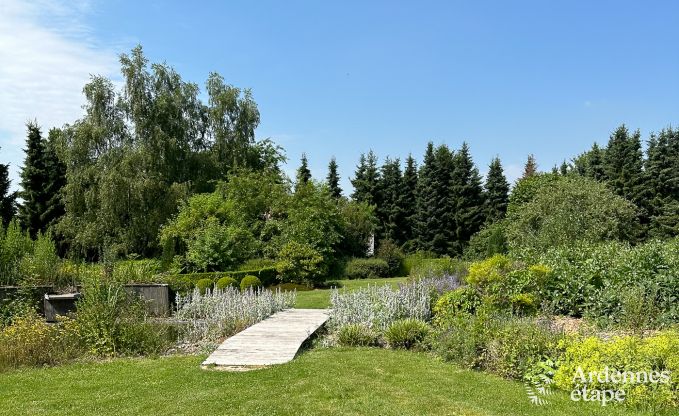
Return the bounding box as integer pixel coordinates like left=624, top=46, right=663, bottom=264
left=449, top=143, right=485, bottom=255
left=484, top=157, right=509, bottom=222
left=295, top=153, right=312, bottom=190
left=0, top=151, right=16, bottom=227
left=645, top=127, right=679, bottom=237
left=588, top=143, right=605, bottom=181
left=41, top=128, right=67, bottom=231
left=421, top=144, right=455, bottom=255
left=377, top=157, right=405, bottom=245
left=522, top=154, right=538, bottom=179
left=350, top=150, right=380, bottom=205
left=603, top=125, right=646, bottom=225
left=327, top=157, right=342, bottom=199
left=401, top=155, right=418, bottom=246
left=414, top=143, right=437, bottom=252
left=19, top=122, right=49, bottom=236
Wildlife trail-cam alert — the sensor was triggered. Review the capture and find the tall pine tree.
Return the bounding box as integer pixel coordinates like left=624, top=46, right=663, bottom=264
left=326, top=157, right=342, bottom=199
left=484, top=157, right=509, bottom=222
left=42, top=128, right=67, bottom=231
left=19, top=122, right=50, bottom=236
left=449, top=143, right=485, bottom=255
left=417, top=144, right=455, bottom=255
left=0, top=149, right=16, bottom=227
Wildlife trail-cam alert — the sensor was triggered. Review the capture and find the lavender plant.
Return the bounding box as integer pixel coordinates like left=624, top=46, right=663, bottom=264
left=174, top=287, right=295, bottom=343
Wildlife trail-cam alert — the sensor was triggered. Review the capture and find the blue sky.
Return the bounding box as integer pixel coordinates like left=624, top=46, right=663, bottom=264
left=1, top=0, right=678, bottom=193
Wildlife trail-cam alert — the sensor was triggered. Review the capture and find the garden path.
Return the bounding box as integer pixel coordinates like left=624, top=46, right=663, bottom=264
left=202, top=308, right=330, bottom=370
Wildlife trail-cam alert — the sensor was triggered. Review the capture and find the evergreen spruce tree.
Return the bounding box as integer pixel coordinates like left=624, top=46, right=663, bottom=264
left=603, top=125, right=647, bottom=226
left=414, top=143, right=437, bottom=252
left=295, top=153, right=312, bottom=190
left=377, top=158, right=406, bottom=245
left=426, top=144, right=456, bottom=255
left=588, top=143, right=605, bottom=181
left=401, top=155, right=418, bottom=247
left=484, top=157, right=509, bottom=222
left=41, top=128, right=67, bottom=231
left=350, top=150, right=380, bottom=205
left=19, top=122, right=50, bottom=236
left=0, top=150, right=16, bottom=227
left=559, top=161, right=570, bottom=175
left=522, top=154, right=538, bottom=178
left=449, top=143, right=485, bottom=255
left=646, top=127, right=679, bottom=237
left=326, top=157, right=342, bottom=199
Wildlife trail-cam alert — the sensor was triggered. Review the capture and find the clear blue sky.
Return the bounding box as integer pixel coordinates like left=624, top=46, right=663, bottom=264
left=1, top=0, right=678, bottom=192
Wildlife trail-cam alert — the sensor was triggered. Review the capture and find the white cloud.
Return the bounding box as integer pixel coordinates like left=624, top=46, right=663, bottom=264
left=0, top=0, right=120, bottom=187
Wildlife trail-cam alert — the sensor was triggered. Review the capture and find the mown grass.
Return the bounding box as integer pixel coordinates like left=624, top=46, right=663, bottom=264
left=294, top=277, right=408, bottom=308
left=0, top=348, right=665, bottom=416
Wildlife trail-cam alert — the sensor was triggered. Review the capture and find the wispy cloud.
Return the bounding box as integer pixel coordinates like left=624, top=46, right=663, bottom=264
left=0, top=0, right=119, bottom=186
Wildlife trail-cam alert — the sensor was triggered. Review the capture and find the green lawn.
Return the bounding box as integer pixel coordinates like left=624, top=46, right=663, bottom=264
left=0, top=348, right=664, bottom=416
left=294, top=277, right=409, bottom=308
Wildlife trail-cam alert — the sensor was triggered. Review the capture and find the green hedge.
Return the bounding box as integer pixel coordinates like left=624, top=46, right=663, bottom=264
left=164, top=267, right=277, bottom=292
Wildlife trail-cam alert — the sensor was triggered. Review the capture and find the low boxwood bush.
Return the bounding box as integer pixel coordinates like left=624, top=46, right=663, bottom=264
left=554, top=330, right=679, bottom=410
left=336, top=324, right=378, bottom=347
left=161, top=266, right=278, bottom=288
left=433, top=287, right=481, bottom=325
left=240, top=275, right=262, bottom=291
left=195, top=278, right=213, bottom=294
left=345, top=258, right=389, bottom=279
left=384, top=318, right=430, bottom=350
left=216, top=276, right=238, bottom=289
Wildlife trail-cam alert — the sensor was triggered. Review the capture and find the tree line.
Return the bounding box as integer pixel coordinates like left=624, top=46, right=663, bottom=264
left=1, top=45, right=678, bottom=261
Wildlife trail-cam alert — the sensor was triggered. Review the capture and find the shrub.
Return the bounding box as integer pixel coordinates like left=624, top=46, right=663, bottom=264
left=433, top=314, right=563, bottom=380
left=113, top=259, right=161, bottom=284
left=195, top=278, right=214, bottom=294
left=433, top=287, right=481, bottom=326
left=408, top=257, right=467, bottom=281
left=18, top=232, right=61, bottom=286
left=336, top=324, right=378, bottom=347
left=402, top=251, right=438, bottom=275
left=376, top=240, right=405, bottom=276
left=240, top=275, right=262, bottom=291
left=0, top=312, right=82, bottom=371
left=533, top=239, right=679, bottom=326
left=554, top=331, right=679, bottom=410
left=76, top=276, right=170, bottom=356
left=0, top=220, right=32, bottom=285
left=216, top=276, right=238, bottom=290
left=345, top=258, right=389, bottom=279
left=174, top=286, right=296, bottom=343
left=384, top=319, right=430, bottom=349
left=167, top=275, right=193, bottom=294
left=184, top=220, right=257, bottom=272
left=505, top=175, right=638, bottom=255
left=464, top=221, right=508, bottom=260
left=275, top=241, right=326, bottom=286
left=238, top=258, right=276, bottom=270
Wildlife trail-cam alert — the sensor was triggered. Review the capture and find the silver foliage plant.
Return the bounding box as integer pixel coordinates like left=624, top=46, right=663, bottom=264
left=174, top=287, right=296, bottom=343
left=329, top=279, right=441, bottom=331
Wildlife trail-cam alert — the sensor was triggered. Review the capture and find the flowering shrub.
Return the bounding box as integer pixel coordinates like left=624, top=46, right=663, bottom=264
left=554, top=331, right=679, bottom=409
left=174, top=287, right=295, bottom=343
left=0, top=313, right=82, bottom=371
left=329, top=279, right=433, bottom=330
